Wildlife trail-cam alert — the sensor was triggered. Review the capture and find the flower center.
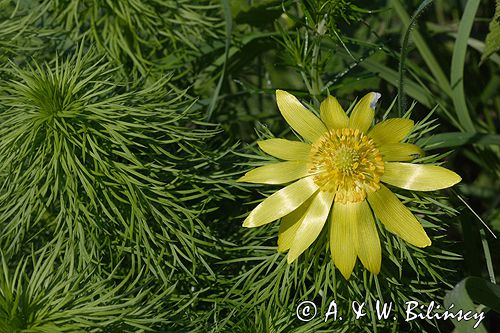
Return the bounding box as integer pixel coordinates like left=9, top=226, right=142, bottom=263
left=309, top=128, right=384, bottom=203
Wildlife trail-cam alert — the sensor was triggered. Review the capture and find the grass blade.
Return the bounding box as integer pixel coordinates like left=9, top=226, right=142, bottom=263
left=445, top=277, right=500, bottom=333
left=450, top=0, right=480, bottom=132
left=206, top=0, right=232, bottom=120
left=390, top=0, right=452, bottom=97
left=417, top=132, right=500, bottom=148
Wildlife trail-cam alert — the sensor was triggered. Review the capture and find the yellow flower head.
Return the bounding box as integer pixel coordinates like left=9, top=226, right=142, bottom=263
left=238, top=90, right=461, bottom=279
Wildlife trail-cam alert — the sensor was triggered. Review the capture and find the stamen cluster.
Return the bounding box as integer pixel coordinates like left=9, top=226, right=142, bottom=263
left=309, top=128, right=384, bottom=203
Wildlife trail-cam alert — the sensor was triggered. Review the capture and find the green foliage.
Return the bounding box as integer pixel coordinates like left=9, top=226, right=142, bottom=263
left=46, top=0, right=224, bottom=76
left=0, top=45, right=224, bottom=278
left=0, top=1, right=48, bottom=65
left=444, top=277, right=500, bottom=333
left=0, top=0, right=499, bottom=332
left=481, top=0, right=500, bottom=64
left=397, top=0, right=435, bottom=116
left=0, top=243, right=173, bottom=332
left=224, top=98, right=461, bottom=333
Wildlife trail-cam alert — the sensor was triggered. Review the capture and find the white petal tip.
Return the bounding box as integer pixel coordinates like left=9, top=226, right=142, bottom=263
left=370, top=92, right=381, bottom=109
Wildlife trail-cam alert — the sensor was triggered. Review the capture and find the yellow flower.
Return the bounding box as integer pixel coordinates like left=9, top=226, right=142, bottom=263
left=238, top=90, right=461, bottom=279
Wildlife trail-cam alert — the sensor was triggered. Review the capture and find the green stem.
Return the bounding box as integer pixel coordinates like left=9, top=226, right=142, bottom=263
left=391, top=0, right=452, bottom=97
left=480, top=228, right=496, bottom=284
left=454, top=190, right=497, bottom=284
left=398, top=0, right=435, bottom=116
left=309, top=15, right=327, bottom=106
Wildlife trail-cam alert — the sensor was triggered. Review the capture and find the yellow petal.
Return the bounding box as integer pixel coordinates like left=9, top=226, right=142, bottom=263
left=356, top=201, right=381, bottom=274
left=257, top=139, right=311, bottom=160
left=287, top=190, right=335, bottom=263
left=276, top=90, right=328, bottom=142
left=243, top=177, right=319, bottom=228
left=238, top=161, right=309, bottom=184
left=320, top=95, right=348, bottom=129
left=368, top=118, right=414, bottom=145
left=381, top=162, right=462, bottom=191
left=278, top=197, right=313, bottom=252
left=367, top=184, right=431, bottom=247
left=348, top=92, right=380, bottom=133
left=379, top=143, right=425, bottom=162
left=330, top=201, right=358, bottom=279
